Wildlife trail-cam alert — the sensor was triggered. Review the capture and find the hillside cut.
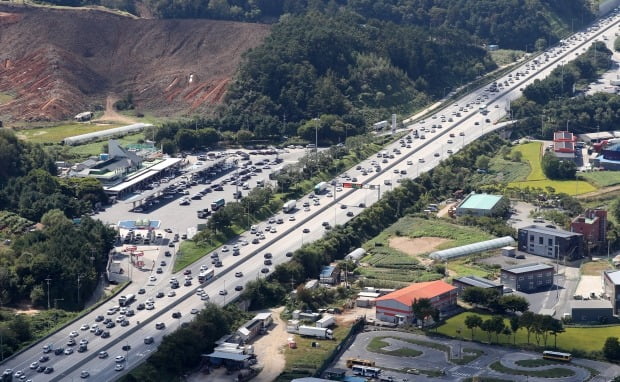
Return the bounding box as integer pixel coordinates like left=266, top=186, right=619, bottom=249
left=0, top=5, right=270, bottom=122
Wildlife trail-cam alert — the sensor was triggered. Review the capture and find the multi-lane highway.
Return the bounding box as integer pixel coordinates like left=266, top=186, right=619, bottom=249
left=4, top=8, right=620, bottom=382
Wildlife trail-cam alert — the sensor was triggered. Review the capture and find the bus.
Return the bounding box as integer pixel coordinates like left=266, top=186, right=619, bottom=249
left=198, top=268, right=215, bottom=283
left=351, top=365, right=381, bottom=377
left=346, top=358, right=375, bottom=368
left=542, top=350, right=572, bottom=362
left=119, top=293, right=135, bottom=307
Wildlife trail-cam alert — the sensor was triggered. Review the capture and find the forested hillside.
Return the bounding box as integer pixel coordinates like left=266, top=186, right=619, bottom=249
left=0, top=130, right=115, bottom=311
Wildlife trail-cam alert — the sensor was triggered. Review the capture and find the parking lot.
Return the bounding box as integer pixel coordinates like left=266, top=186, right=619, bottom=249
left=96, top=148, right=308, bottom=237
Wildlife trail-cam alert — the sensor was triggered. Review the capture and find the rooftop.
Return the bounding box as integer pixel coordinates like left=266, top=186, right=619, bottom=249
left=320, top=265, right=338, bottom=277
left=502, top=263, right=554, bottom=274
left=458, top=193, right=504, bottom=211
left=376, top=280, right=456, bottom=306
left=553, top=131, right=575, bottom=141
left=572, top=300, right=613, bottom=309
left=605, top=270, right=620, bottom=285
left=453, top=276, right=501, bottom=289
left=520, top=225, right=583, bottom=238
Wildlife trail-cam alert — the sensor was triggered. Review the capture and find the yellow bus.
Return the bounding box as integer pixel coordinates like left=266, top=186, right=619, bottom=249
left=542, top=350, right=572, bottom=362
left=346, top=358, right=375, bottom=368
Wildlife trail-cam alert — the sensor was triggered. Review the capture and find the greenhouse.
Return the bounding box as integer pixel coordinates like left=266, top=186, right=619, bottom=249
left=429, top=236, right=515, bottom=261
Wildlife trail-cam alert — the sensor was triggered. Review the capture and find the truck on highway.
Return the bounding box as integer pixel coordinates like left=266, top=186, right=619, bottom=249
left=211, top=198, right=225, bottom=211
left=315, top=314, right=335, bottom=328
left=298, top=325, right=333, bottom=339
left=119, top=293, right=135, bottom=307
left=314, top=181, right=328, bottom=194
left=282, top=200, right=296, bottom=213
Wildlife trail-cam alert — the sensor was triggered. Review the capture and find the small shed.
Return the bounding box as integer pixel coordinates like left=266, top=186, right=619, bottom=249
left=501, top=246, right=516, bottom=257
left=571, top=300, right=614, bottom=323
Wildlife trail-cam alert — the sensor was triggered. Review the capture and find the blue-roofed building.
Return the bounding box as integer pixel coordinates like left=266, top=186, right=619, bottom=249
left=319, top=265, right=340, bottom=285
left=455, top=192, right=509, bottom=217
left=593, top=143, right=620, bottom=170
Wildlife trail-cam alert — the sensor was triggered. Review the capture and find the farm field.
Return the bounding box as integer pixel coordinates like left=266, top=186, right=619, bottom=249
left=357, top=216, right=495, bottom=287
left=438, top=311, right=619, bottom=353
left=579, top=171, right=620, bottom=187
left=507, top=142, right=596, bottom=195
left=15, top=122, right=122, bottom=144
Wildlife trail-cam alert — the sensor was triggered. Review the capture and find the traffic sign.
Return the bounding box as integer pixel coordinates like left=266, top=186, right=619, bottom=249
left=342, top=182, right=363, bottom=189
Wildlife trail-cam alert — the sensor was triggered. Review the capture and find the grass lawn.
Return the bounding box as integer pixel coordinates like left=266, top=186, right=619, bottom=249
left=487, top=157, right=531, bottom=183
left=438, top=311, right=620, bottom=353
left=282, top=326, right=350, bottom=374
left=580, top=171, right=620, bottom=187
left=448, top=260, right=495, bottom=278
left=514, top=359, right=563, bottom=367
left=489, top=361, right=574, bottom=377
left=367, top=336, right=423, bottom=357
left=489, top=50, right=526, bottom=67
left=508, top=142, right=596, bottom=195
left=581, top=259, right=614, bottom=276
left=15, top=122, right=122, bottom=144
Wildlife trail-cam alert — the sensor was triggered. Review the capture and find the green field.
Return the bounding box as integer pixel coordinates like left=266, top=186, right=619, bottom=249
left=579, top=171, right=620, bottom=187
left=507, top=142, right=596, bottom=195
left=15, top=122, right=122, bottom=144
left=438, top=311, right=620, bottom=353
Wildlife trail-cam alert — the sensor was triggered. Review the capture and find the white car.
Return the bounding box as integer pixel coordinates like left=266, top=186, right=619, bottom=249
left=115, top=364, right=125, bottom=371
left=29, top=362, right=38, bottom=370
left=115, top=315, right=126, bottom=323
left=221, top=245, right=229, bottom=252
left=149, top=275, right=157, bottom=282
left=167, top=291, right=176, bottom=297
left=80, top=324, right=89, bottom=331
left=115, top=355, right=126, bottom=363
left=145, top=303, right=155, bottom=310
left=64, top=348, right=74, bottom=355
left=106, top=308, right=116, bottom=315
left=79, top=338, right=89, bottom=345
left=90, top=324, right=98, bottom=332
left=69, top=331, right=79, bottom=338
left=196, top=288, right=204, bottom=295
left=80, top=370, right=90, bottom=378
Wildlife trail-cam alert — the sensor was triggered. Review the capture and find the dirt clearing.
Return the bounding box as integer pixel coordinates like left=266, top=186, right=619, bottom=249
left=249, top=307, right=288, bottom=382
left=388, top=236, right=451, bottom=265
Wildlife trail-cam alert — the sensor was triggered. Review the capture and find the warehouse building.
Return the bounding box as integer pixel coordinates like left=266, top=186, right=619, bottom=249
left=517, top=225, right=584, bottom=260
left=375, top=280, right=457, bottom=325
left=500, top=263, right=554, bottom=292
left=455, top=193, right=509, bottom=217
left=571, top=300, right=614, bottom=323
left=452, top=276, right=503, bottom=297
left=603, top=270, right=620, bottom=315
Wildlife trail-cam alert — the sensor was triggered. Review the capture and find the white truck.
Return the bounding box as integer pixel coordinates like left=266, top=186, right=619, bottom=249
left=314, top=181, right=328, bottom=194
left=298, top=325, right=333, bottom=339
left=315, top=314, right=335, bottom=328
left=282, top=200, right=296, bottom=213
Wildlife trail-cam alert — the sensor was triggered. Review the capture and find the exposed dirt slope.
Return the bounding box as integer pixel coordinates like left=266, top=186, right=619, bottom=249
left=0, top=5, right=270, bottom=122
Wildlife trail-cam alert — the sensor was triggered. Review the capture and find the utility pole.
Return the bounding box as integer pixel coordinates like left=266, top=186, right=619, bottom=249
left=77, top=274, right=82, bottom=306
left=45, top=277, right=52, bottom=310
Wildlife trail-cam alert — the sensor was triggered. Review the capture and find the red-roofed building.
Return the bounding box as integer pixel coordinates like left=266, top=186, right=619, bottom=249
left=375, top=280, right=457, bottom=325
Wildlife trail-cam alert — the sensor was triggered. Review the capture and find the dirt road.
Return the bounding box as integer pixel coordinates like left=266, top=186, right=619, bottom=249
left=92, top=95, right=137, bottom=124
left=252, top=306, right=288, bottom=382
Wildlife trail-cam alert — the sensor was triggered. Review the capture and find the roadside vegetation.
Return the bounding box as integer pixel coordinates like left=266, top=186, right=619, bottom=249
left=489, top=361, right=575, bottom=377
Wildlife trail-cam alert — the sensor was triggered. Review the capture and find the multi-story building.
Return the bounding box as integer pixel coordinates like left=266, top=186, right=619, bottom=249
left=552, top=130, right=576, bottom=160
left=500, top=263, right=554, bottom=292
left=517, top=225, right=583, bottom=260
left=571, top=208, right=607, bottom=244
